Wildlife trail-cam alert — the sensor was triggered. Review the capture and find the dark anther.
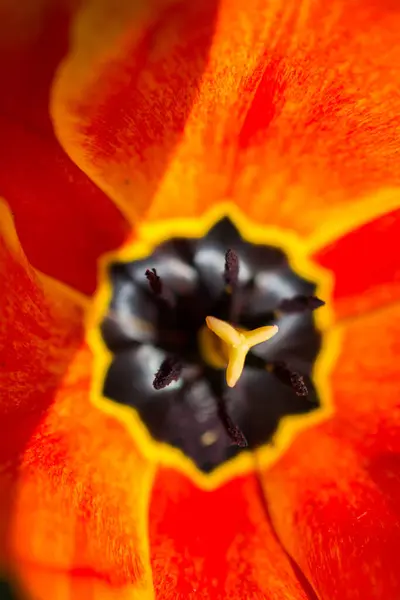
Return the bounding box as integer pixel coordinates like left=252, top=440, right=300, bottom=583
left=271, top=362, right=308, bottom=397
left=224, top=249, right=240, bottom=287
left=145, top=268, right=162, bottom=295
left=145, top=267, right=176, bottom=308
left=278, top=295, right=325, bottom=313
left=217, top=398, right=248, bottom=447
left=289, top=371, right=308, bottom=397
left=153, top=357, right=182, bottom=390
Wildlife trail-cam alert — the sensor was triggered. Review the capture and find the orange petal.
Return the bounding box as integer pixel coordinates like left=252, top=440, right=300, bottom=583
left=313, top=208, right=400, bottom=321
left=0, top=196, right=86, bottom=463
left=324, top=302, right=400, bottom=447
left=54, top=0, right=400, bottom=238
left=257, top=302, right=400, bottom=600
left=8, top=343, right=155, bottom=600
left=0, top=201, right=155, bottom=597
left=15, top=565, right=145, bottom=600
left=52, top=0, right=220, bottom=224
left=149, top=467, right=314, bottom=599
left=0, top=1, right=129, bottom=294
left=0, top=197, right=82, bottom=554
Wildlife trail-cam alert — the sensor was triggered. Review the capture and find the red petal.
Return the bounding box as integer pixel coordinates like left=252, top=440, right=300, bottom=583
left=324, top=302, right=400, bottom=446
left=0, top=198, right=85, bottom=440
left=0, top=197, right=84, bottom=553
left=52, top=0, right=220, bottom=224
left=149, top=467, right=315, bottom=599
left=313, top=208, right=400, bottom=321
left=54, top=0, right=400, bottom=237
left=0, top=2, right=129, bottom=294
left=6, top=344, right=155, bottom=597
left=259, top=421, right=400, bottom=600
left=0, top=202, right=154, bottom=596
left=257, top=302, right=400, bottom=600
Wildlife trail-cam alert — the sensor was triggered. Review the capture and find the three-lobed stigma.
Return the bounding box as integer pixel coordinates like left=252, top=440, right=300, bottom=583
left=205, top=316, right=279, bottom=387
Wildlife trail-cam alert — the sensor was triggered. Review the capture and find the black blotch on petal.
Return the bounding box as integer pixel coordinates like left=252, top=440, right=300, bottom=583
left=101, top=218, right=323, bottom=473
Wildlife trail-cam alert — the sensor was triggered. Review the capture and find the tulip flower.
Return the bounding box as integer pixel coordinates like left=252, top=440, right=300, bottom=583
left=1, top=1, right=400, bottom=599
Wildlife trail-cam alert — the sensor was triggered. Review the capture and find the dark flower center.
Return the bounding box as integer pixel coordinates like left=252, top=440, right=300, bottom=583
left=100, top=218, right=324, bottom=473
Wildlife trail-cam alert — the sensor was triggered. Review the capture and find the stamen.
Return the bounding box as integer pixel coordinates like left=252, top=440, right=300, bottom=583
left=145, top=267, right=175, bottom=308
left=206, top=316, right=279, bottom=387
left=224, top=249, right=239, bottom=287
left=153, top=357, right=182, bottom=390
left=271, top=362, right=308, bottom=397
left=290, top=371, right=309, bottom=397
left=278, top=295, right=325, bottom=313
left=145, top=268, right=162, bottom=295
left=217, top=398, right=248, bottom=447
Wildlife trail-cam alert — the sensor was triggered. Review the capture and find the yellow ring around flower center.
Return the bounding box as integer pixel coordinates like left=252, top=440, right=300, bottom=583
left=88, top=202, right=335, bottom=489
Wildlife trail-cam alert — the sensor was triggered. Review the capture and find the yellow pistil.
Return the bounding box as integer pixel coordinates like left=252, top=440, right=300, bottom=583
left=205, top=316, right=279, bottom=388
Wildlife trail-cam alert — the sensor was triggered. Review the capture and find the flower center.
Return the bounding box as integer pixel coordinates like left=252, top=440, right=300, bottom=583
left=100, top=218, right=324, bottom=472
